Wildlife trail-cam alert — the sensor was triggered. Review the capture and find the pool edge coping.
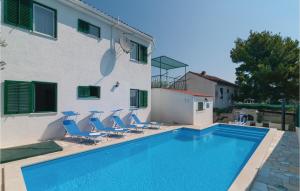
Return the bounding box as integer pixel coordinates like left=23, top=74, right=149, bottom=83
left=2, top=123, right=277, bottom=191
left=228, top=125, right=280, bottom=191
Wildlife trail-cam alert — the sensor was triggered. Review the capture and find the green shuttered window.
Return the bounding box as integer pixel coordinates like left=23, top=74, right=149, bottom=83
left=78, top=19, right=101, bottom=38
left=4, top=81, right=33, bottom=114
left=130, top=41, right=148, bottom=64
left=130, top=89, right=148, bottom=108
left=78, top=86, right=100, bottom=98
left=4, top=0, right=57, bottom=38
left=4, top=0, right=32, bottom=29
left=4, top=80, right=57, bottom=114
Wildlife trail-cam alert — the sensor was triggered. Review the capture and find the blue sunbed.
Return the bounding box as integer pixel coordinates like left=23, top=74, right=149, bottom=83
left=131, top=113, right=160, bottom=128
left=111, top=115, right=147, bottom=131
left=62, top=111, right=107, bottom=144
left=89, top=117, right=128, bottom=135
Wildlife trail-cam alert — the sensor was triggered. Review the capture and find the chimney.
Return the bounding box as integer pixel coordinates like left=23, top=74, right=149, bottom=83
left=201, top=71, right=206, bottom=76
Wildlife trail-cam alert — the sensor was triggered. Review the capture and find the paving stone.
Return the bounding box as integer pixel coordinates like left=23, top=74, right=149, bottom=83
left=251, top=131, right=300, bottom=191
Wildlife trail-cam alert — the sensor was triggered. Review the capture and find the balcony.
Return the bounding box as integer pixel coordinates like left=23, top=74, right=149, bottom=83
left=151, top=56, right=188, bottom=90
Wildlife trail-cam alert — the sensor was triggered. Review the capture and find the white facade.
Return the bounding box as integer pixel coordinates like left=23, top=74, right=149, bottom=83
left=151, top=88, right=213, bottom=126
left=185, top=72, right=236, bottom=109
left=0, top=0, right=153, bottom=147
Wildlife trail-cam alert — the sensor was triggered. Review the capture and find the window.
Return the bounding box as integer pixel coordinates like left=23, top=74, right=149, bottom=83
left=4, top=0, right=57, bottom=38
left=4, top=80, right=57, bottom=114
left=130, top=42, right=138, bottom=61
left=206, top=102, right=210, bottom=109
left=220, top=88, right=223, bottom=99
left=33, top=82, right=57, bottom=112
left=78, top=86, right=100, bottom=98
left=130, top=41, right=148, bottom=64
left=33, top=3, right=57, bottom=38
left=78, top=19, right=101, bottom=38
left=197, top=102, right=204, bottom=111
left=130, top=89, right=148, bottom=108
left=130, top=89, right=139, bottom=107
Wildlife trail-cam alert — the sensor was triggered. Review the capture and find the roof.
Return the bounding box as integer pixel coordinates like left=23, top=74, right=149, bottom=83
left=165, top=89, right=212, bottom=97
left=61, top=0, right=153, bottom=41
left=151, top=56, right=188, bottom=70
left=189, top=71, right=237, bottom=87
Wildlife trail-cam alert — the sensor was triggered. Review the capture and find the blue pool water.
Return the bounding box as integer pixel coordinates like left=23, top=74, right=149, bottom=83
left=22, top=124, right=268, bottom=191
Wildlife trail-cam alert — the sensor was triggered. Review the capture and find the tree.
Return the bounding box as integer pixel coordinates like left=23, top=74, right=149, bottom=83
left=230, top=31, right=299, bottom=103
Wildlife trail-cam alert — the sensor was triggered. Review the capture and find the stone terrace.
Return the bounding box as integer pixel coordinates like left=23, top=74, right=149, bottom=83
left=251, top=131, right=300, bottom=191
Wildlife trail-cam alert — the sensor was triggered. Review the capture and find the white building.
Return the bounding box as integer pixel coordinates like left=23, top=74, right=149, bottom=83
left=151, top=56, right=213, bottom=126
left=0, top=0, right=153, bottom=148
left=184, top=71, right=237, bottom=109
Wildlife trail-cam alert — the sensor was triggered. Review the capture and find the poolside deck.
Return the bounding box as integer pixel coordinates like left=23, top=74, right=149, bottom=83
left=251, top=131, right=300, bottom=191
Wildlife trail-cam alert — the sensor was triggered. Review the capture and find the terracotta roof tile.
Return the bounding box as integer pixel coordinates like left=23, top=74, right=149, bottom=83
left=189, top=71, right=237, bottom=87
left=165, top=88, right=213, bottom=97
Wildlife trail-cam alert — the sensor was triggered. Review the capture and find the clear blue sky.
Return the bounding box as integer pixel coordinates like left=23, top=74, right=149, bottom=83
left=84, top=0, right=299, bottom=82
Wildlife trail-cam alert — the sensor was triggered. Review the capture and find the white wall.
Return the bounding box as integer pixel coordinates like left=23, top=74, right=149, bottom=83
left=185, top=72, right=235, bottom=109
left=193, top=97, right=213, bottom=126
left=0, top=0, right=152, bottom=147
left=151, top=89, right=193, bottom=124
left=214, top=84, right=235, bottom=108
left=185, top=72, right=216, bottom=97
left=151, top=88, right=213, bottom=126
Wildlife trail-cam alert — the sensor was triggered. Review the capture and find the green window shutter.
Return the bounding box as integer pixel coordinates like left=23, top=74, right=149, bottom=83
left=4, top=0, right=19, bottom=25
left=143, top=91, right=148, bottom=107
left=78, top=86, right=90, bottom=98
left=19, top=0, right=32, bottom=29
left=4, top=80, right=33, bottom=114
left=139, top=90, right=148, bottom=108
left=78, top=19, right=89, bottom=34
left=139, top=45, right=147, bottom=64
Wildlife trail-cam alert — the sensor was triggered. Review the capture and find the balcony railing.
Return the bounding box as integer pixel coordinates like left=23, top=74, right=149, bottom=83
left=151, top=74, right=187, bottom=90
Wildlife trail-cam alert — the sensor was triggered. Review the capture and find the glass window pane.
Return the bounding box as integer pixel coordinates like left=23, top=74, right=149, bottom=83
left=130, top=89, right=139, bottom=107
left=34, top=82, right=57, bottom=112
left=89, top=25, right=100, bottom=38
left=33, top=4, right=55, bottom=37
left=130, top=42, right=138, bottom=60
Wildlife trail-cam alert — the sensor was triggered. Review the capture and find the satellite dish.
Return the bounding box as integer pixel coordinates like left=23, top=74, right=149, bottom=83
left=119, top=34, right=132, bottom=54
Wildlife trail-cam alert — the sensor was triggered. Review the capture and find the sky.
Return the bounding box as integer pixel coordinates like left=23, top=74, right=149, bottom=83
left=85, top=0, right=299, bottom=83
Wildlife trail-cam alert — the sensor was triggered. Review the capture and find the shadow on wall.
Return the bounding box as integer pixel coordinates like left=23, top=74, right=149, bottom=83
left=100, top=49, right=116, bottom=77
left=40, top=117, right=65, bottom=141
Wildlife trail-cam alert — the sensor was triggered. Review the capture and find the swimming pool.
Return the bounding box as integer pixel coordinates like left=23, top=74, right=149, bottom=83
left=22, top=124, right=268, bottom=191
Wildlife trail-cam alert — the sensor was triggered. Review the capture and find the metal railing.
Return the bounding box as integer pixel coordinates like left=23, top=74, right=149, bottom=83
left=151, top=74, right=188, bottom=90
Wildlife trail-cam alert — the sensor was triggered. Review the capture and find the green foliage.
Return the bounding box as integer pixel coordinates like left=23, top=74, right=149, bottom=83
left=234, top=103, right=295, bottom=111
left=213, top=107, right=233, bottom=115
left=231, top=31, right=299, bottom=102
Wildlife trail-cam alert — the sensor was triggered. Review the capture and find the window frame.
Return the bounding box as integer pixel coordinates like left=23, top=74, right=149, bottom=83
left=130, top=41, right=148, bottom=64
left=77, top=19, right=101, bottom=39
left=3, top=0, right=57, bottom=38
left=4, top=80, right=57, bottom=115
left=77, top=86, right=101, bottom=99
left=32, top=2, right=57, bottom=38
